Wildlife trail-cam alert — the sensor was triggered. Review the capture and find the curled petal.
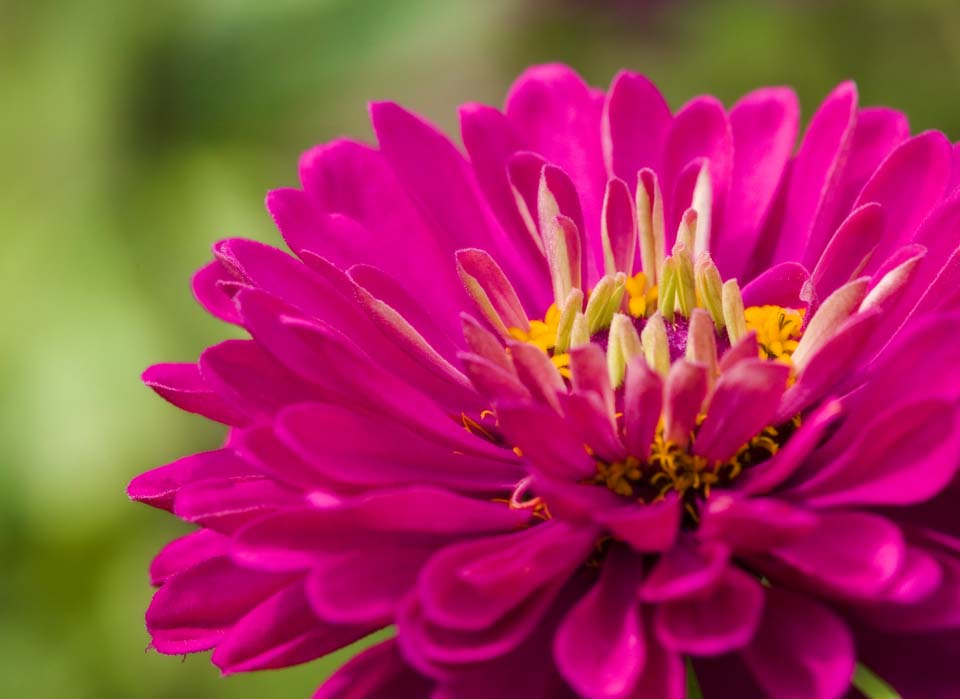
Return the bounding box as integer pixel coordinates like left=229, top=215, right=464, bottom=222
left=743, top=589, right=855, bottom=699
left=554, top=546, right=646, bottom=699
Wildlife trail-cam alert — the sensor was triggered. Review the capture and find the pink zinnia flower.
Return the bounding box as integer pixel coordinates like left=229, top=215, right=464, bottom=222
left=131, top=64, right=960, bottom=699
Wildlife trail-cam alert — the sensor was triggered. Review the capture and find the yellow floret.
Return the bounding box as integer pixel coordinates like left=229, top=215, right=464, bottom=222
left=744, top=305, right=805, bottom=363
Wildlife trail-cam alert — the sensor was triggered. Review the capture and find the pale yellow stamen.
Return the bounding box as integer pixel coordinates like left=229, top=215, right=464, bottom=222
left=658, top=257, right=678, bottom=323
left=672, top=242, right=697, bottom=317
left=694, top=252, right=725, bottom=330
left=722, top=279, right=748, bottom=345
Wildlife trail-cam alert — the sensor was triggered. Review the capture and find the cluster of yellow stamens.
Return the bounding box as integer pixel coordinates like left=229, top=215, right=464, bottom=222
left=624, top=272, right=659, bottom=319
left=507, top=304, right=572, bottom=377
left=744, top=305, right=805, bottom=363
left=595, top=421, right=789, bottom=521
left=507, top=273, right=658, bottom=378
left=595, top=456, right=645, bottom=497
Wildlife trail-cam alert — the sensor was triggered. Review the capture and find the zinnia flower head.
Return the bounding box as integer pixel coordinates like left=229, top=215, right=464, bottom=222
left=131, top=64, right=960, bottom=699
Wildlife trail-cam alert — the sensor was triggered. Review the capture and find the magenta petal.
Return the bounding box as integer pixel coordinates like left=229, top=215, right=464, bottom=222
left=561, top=392, right=626, bottom=463
left=540, top=166, right=592, bottom=283
left=305, top=546, right=431, bottom=625
left=142, top=362, right=248, bottom=426
left=145, top=557, right=296, bottom=654
left=492, top=403, right=596, bottom=481
left=570, top=343, right=616, bottom=416
left=874, top=544, right=943, bottom=606
left=192, top=259, right=242, bottom=324
left=297, top=140, right=464, bottom=313
left=785, top=398, right=960, bottom=507
left=128, top=448, right=257, bottom=512
left=854, top=130, right=952, bottom=272
left=869, top=242, right=926, bottom=292
left=663, top=360, right=708, bottom=447
left=822, top=106, right=910, bottom=235
left=717, top=331, right=759, bottom=373
left=622, top=357, right=663, bottom=458
left=314, top=639, right=433, bottom=699
left=695, top=359, right=789, bottom=462
left=149, top=530, right=230, bottom=586
left=743, top=589, right=855, bottom=699
left=235, top=290, right=466, bottom=444
left=213, top=580, right=376, bottom=674
left=508, top=341, right=565, bottom=413
left=554, top=547, right=646, bottom=699
left=601, top=495, right=682, bottom=553
left=350, top=290, right=476, bottom=404
left=370, top=102, right=510, bottom=255
left=224, top=246, right=479, bottom=408
left=952, top=140, right=960, bottom=191
left=429, top=622, right=575, bottom=699
left=235, top=423, right=349, bottom=495
left=267, top=188, right=373, bottom=271
left=602, top=70, right=671, bottom=190
left=232, top=489, right=530, bottom=572
left=456, top=247, right=530, bottom=332
left=538, top=161, right=587, bottom=233
left=699, top=495, right=818, bottom=554
left=912, top=238, right=960, bottom=322
left=655, top=565, right=764, bottom=656
left=738, top=399, right=842, bottom=495
left=766, top=511, right=904, bottom=598
left=718, top=87, right=799, bottom=279
left=399, top=576, right=567, bottom=670
left=741, top=261, right=814, bottom=310
left=292, top=252, right=480, bottom=410
left=639, top=538, right=729, bottom=602
left=418, top=522, right=595, bottom=631
left=810, top=203, right=886, bottom=298
left=350, top=262, right=462, bottom=359
left=662, top=96, right=733, bottom=240
left=857, top=547, right=960, bottom=632
left=505, top=64, right=606, bottom=250
left=775, top=310, right=880, bottom=420
left=199, top=338, right=323, bottom=419
left=507, top=150, right=549, bottom=240
left=173, top=477, right=301, bottom=534
left=461, top=352, right=532, bottom=403
left=602, top=177, right=638, bottom=275
left=459, top=102, right=547, bottom=274
left=627, top=616, right=686, bottom=699
left=845, top=311, right=960, bottom=428
left=462, top=314, right=511, bottom=373
left=532, top=474, right=626, bottom=523
left=214, top=237, right=370, bottom=332
left=776, top=81, right=858, bottom=265
left=546, top=214, right=584, bottom=297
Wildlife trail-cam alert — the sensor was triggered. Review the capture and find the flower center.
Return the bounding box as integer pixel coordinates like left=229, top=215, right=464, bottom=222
left=501, top=280, right=804, bottom=527
left=744, top=305, right=805, bottom=363
left=459, top=165, right=811, bottom=531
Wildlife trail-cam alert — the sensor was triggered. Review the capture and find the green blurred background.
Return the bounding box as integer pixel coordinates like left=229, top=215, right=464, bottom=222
left=2, top=0, right=959, bottom=696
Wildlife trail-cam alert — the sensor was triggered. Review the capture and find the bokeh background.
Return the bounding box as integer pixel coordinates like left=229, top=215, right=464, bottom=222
left=2, top=0, right=960, bottom=696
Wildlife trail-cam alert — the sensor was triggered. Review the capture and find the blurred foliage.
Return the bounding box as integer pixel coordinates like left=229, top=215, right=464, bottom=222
left=1, top=0, right=958, bottom=696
